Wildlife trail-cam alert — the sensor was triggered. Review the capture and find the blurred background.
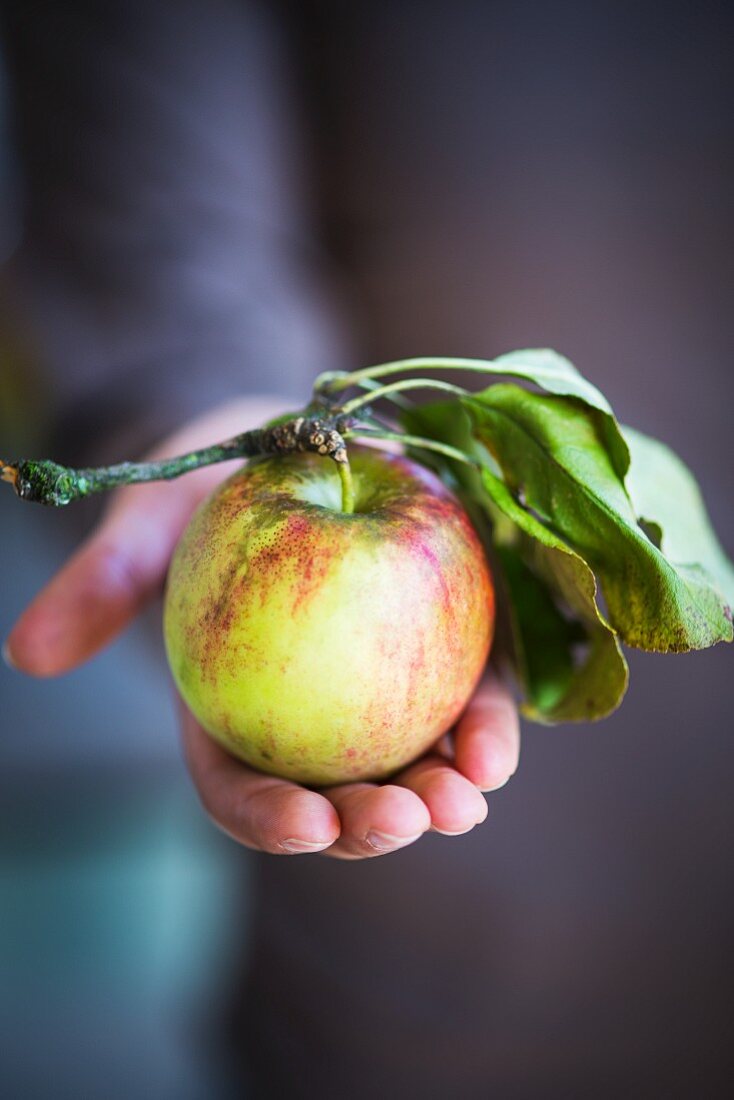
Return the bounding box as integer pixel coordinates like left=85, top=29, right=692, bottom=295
left=1, top=2, right=732, bottom=1097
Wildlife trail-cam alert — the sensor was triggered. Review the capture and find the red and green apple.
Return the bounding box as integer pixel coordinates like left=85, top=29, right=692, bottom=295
left=163, top=447, right=494, bottom=785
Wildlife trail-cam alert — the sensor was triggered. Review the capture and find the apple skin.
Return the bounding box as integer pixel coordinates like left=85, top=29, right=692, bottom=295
left=163, top=447, right=494, bottom=785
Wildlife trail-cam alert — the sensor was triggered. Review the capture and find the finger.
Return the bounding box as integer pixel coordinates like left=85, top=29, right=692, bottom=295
left=181, top=704, right=341, bottom=854
left=453, top=675, right=521, bottom=791
left=5, top=501, right=191, bottom=677
left=395, top=754, right=488, bottom=835
left=4, top=398, right=284, bottom=677
left=322, top=782, right=432, bottom=859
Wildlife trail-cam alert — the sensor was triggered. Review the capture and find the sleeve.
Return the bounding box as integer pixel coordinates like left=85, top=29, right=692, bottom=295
left=1, top=0, right=355, bottom=465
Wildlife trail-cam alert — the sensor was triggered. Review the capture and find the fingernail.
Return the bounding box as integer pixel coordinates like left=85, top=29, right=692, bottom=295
left=478, top=775, right=510, bottom=793
left=366, top=830, right=422, bottom=852
left=431, top=824, right=475, bottom=836
left=2, top=640, right=18, bottom=671
left=280, top=838, right=332, bottom=854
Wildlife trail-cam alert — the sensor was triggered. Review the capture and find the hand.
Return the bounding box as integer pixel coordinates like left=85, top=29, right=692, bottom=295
left=4, top=399, right=520, bottom=859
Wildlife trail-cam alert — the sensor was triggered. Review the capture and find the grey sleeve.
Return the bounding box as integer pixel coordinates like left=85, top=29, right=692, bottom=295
left=1, top=0, right=354, bottom=464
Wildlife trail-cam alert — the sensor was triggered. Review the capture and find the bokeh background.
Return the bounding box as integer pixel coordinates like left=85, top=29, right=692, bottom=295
left=1, top=2, right=733, bottom=1097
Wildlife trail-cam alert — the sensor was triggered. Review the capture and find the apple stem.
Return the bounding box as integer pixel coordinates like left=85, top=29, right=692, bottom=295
left=338, top=457, right=356, bottom=514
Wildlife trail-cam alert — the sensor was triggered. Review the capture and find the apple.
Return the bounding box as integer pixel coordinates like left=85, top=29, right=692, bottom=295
left=163, top=447, right=494, bottom=785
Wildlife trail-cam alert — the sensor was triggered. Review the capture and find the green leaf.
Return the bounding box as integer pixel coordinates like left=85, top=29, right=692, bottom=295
left=482, top=465, right=629, bottom=722
left=402, top=401, right=629, bottom=722
left=493, top=545, right=579, bottom=714
left=485, top=349, right=630, bottom=481
left=623, top=426, right=734, bottom=608
left=465, top=386, right=733, bottom=653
